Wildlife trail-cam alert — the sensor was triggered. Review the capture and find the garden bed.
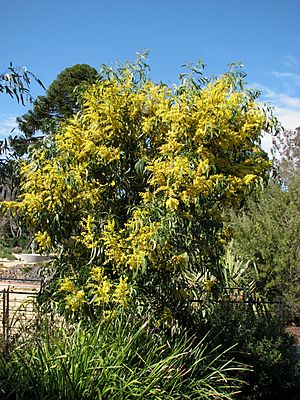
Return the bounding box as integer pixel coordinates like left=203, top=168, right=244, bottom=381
left=0, top=260, right=42, bottom=280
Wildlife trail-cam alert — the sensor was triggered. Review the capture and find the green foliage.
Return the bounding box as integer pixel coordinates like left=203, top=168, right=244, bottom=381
left=0, top=63, right=45, bottom=106
left=0, top=156, right=31, bottom=249
left=0, top=310, right=247, bottom=400
left=199, top=246, right=300, bottom=399
left=0, top=62, right=46, bottom=251
left=204, top=303, right=299, bottom=400
left=244, top=337, right=298, bottom=400
left=0, top=244, right=14, bottom=260
left=0, top=155, right=22, bottom=199
left=221, top=245, right=258, bottom=291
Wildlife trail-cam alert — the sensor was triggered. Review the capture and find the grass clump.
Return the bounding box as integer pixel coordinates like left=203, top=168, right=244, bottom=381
left=0, top=309, right=247, bottom=400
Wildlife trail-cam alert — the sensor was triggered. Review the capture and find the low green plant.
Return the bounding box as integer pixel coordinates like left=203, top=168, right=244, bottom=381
left=0, top=309, right=247, bottom=400
left=0, top=245, right=15, bottom=260
left=204, top=302, right=300, bottom=400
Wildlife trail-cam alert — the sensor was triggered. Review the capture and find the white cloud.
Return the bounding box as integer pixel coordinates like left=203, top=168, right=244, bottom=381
left=273, top=106, right=300, bottom=130
left=257, top=85, right=300, bottom=109
left=253, top=84, right=300, bottom=130
left=271, top=71, right=300, bottom=86
left=0, top=115, right=17, bottom=141
left=250, top=83, right=300, bottom=157
left=264, top=91, right=300, bottom=156
left=277, top=95, right=300, bottom=109
left=261, top=102, right=300, bottom=158
left=283, top=54, right=300, bottom=67
left=261, top=133, right=273, bottom=158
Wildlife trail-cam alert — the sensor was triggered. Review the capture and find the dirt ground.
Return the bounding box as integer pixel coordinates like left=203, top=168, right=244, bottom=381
left=286, top=326, right=300, bottom=345
left=0, top=258, right=41, bottom=297
left=0, top=258, right=42, bottom=280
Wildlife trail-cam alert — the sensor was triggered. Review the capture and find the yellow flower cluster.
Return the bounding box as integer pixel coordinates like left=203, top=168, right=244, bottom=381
left=59, top=268, right=130, bottom=311
left=80, top=215, right=99, bottom=249
left=101, top=211, right=162, bottom=273
left=156, top=306, right=174, bottom=328
left=125, top=211, right=161, bottom=271
left=59, top=278, right=86, bottom=311
left=35, top=231, right=51, bottom=251
left=113, top=277, right=130, bottom=306
left=59, top=277, right=76, bottom=293
left=101, top=220, right=127, bottom=268
left=143, top=78, right=269, bottom=214
left=65, top=290, right=86, bottom=312
left=92, top=276, right=112, bottom=305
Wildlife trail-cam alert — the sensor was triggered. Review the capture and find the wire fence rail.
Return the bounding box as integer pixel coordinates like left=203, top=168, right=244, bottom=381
left=0, top=278, right=41, bottom=352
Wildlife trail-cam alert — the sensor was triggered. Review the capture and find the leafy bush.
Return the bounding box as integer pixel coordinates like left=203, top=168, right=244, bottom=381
left=204, top=302, right=300, bottom=400
left=0, top=309, right=248, bottom=400
left=243, top=336, right=299, bottom=400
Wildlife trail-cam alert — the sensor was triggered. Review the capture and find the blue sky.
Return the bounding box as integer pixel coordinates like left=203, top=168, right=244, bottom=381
left=1, top=0, right=300, bottom=151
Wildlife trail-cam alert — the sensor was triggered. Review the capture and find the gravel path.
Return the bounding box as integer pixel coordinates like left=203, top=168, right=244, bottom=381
left=0, top=258, right=42, bottom=280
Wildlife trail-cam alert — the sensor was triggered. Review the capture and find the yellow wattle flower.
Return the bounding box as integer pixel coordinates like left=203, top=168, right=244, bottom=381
left=166, top=197, right=179, bottom=211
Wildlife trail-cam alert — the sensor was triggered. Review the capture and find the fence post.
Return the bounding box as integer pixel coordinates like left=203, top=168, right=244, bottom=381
left=6, top=287, right=10, bottom=351
left=2, top=289, right=5, bottom=343
left=2, top=287, right=10, bottom=354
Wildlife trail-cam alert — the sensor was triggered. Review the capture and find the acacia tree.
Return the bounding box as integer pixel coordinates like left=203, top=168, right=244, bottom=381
left=6, top=58, right=277, bottom=322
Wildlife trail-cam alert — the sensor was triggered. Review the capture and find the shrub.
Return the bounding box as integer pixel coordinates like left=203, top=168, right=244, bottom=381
left=204, top=302, right=300, bottom=400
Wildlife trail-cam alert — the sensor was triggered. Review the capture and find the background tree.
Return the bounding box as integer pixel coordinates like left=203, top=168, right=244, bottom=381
left=272, top=126, right=300, bottom=179
left=16, top=63, right=99, bottom=138
left=229, top=124, right=300, bottom=322
left=1, top=64, right=99, bottom=200
left=1, top=63, right=99, bottom=217
left=229, top=180, right=300, bottom=319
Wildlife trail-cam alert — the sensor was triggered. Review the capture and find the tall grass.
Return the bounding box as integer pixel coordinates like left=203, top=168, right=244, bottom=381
left=0, top=310, right=247, bottom=399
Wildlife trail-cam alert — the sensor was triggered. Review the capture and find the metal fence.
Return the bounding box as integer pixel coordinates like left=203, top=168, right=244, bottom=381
left=0, top=278, right=41, bottom=351
left=190, top=286, right=285, bottom=321
left=0, top=281, right=285, bottom=352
